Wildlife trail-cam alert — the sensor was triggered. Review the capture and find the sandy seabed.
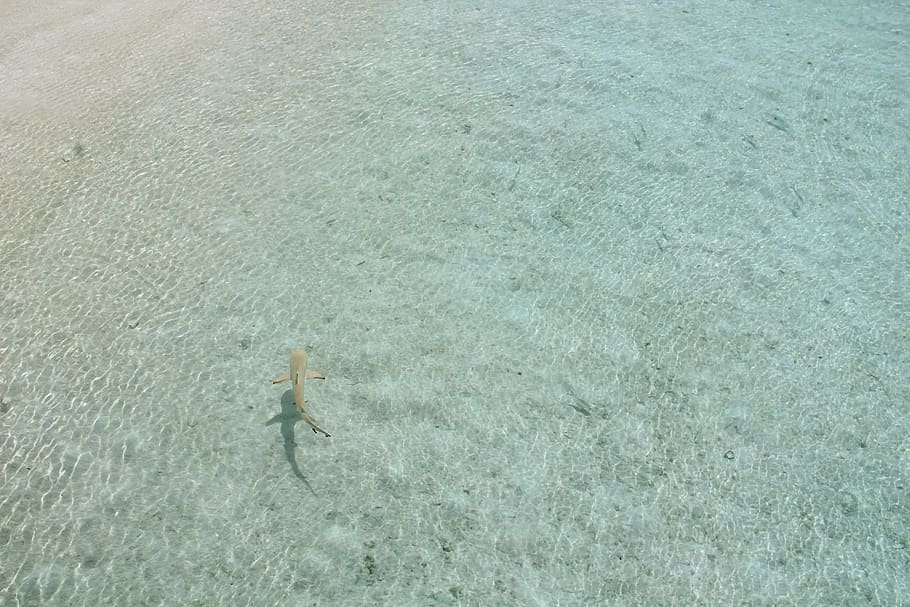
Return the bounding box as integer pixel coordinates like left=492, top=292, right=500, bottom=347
left=1, top=1, right=907, bottom=605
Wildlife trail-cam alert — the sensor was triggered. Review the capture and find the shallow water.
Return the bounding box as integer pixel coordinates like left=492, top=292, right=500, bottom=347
left=1, top=1, right=907, bottom=604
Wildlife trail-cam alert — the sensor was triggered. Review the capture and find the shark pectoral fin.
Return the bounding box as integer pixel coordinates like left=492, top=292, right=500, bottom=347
left=272, top=372, right=291, bottom=384
left=306, top=370, right=325, bottom=380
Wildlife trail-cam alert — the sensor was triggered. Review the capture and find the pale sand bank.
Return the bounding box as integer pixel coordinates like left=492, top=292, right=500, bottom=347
left=1, top=1, right=907, bottom=605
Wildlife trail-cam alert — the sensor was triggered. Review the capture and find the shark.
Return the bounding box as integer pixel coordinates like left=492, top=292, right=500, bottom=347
left=273, top=348, right=330, bottom=437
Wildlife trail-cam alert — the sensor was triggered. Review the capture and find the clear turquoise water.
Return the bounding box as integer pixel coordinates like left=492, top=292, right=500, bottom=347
left=1, top=1, right=907, bottom=604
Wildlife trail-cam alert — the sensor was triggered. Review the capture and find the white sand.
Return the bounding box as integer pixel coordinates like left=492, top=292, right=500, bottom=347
left=1, top=1, right=907, bottom=604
